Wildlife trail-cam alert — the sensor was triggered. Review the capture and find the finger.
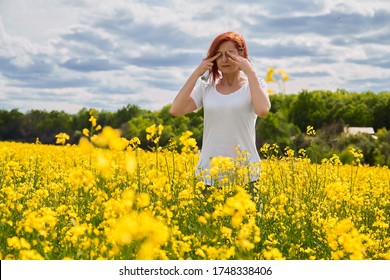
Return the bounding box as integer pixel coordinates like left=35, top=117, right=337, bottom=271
left=228, top=57, right=238, bottom=65
left=210, top=52, right=221, bottom=61
left=205, top=62, right=213, bottom=70
left=226, top=51, right=238, bottom=60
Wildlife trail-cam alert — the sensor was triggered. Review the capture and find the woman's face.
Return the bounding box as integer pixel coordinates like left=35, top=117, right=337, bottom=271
left=215, top=41, right=240, bottom=74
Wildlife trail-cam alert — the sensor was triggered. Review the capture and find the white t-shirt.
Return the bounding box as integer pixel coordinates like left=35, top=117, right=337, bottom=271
left=190, top=77, right=268, bottom=185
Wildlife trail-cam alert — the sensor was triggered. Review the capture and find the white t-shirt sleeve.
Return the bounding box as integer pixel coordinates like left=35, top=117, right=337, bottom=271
left=190, top=79, right=206, bottom=111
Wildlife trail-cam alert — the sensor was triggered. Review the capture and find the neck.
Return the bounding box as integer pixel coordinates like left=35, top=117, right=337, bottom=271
left=221, top=72, right=241, bottom=86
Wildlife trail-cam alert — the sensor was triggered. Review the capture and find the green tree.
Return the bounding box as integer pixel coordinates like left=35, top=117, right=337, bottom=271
left=257, top=111, right=300, bottom=151
left=111, top=104, right=143, bottom=128
left=372, top=92, right=390, bottom=130
left=0, top=109, right=23, bottom=140
left=290, top=90, right=330, bottom=131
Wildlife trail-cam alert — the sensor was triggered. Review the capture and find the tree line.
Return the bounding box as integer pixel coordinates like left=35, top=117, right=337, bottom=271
left=1, top=89, right=390, bottom=166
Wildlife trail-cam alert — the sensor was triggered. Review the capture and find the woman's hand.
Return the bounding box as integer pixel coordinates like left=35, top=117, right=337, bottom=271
left=226, top=51, right=270, bottom=116
left=226, top=51, right=255, bottom=76
left=195, top=52, right=221, bottom=77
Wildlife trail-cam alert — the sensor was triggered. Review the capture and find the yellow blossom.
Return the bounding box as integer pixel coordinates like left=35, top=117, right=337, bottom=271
left=306, top=125, right=316, bottom=136
left=197, top=216, right=207, bottom=224
left=276, top=69, right=289, bottom=81
left=265, top=67, right=275, bottom=83
left=1, top=121, right=389, bottom=261
left=136, top=193, right=150, bottom=208
left=89, top=115, right=97, bottom=127
left=55, top=132, right=70, bottom=145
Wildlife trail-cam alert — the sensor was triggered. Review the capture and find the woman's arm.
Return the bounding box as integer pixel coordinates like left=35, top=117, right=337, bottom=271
left=170, top=53, right=221, bottom=117
left=169, top=71, right=199, bottom=117
left=227, top=51, right=271, bottom=116
left=246, top=71, right=271, bottom=117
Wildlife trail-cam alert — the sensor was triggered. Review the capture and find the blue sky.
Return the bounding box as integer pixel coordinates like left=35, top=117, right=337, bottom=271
left=0, top=0, right=389, bottom=113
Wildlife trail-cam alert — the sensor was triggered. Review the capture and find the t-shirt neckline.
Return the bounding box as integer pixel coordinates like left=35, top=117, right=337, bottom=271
left=214, top=80, right=247, bottom=96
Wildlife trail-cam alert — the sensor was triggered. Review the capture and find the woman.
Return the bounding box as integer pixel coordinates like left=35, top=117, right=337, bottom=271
left=170, top=31, right=271, bottom=197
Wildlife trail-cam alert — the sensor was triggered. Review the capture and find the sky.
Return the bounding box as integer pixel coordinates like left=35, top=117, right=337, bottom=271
left=0, top=0, right=389, bottom=113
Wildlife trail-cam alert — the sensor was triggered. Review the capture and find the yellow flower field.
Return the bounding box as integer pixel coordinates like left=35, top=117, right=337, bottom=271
left=1, top=121, right=389, bottom=260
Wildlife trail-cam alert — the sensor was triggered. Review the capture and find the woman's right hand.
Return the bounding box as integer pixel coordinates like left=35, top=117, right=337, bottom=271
left=170, top=52, right=220, bottom=117
left=195, top=52, right=221, bottom=77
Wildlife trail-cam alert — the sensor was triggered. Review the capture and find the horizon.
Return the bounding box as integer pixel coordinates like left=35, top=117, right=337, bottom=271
left=2, top=88, right=389, bottom=115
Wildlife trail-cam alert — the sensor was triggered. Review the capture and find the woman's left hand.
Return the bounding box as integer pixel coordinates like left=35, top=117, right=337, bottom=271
left=227, top=51, right=255, bottom=75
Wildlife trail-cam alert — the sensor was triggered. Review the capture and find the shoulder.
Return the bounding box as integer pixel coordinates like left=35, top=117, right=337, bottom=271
left=194, top=79, right=215, bottom=94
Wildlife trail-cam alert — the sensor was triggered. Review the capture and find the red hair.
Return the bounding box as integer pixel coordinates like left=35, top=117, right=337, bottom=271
left=205, top=31, right=248, bottom=83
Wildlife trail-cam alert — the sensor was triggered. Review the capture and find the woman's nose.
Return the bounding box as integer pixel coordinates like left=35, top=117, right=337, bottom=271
left=221, top=52, right=229, bottom=62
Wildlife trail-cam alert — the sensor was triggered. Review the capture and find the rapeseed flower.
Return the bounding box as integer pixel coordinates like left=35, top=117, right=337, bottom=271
left=276, top=69, right=289, bottom=81
left=180, top=131, right=198, bottom=153
left=146, top=124, right=164, bottom=144
left=306, top=125, right=316, bottom=136
left=265, top=67, right=275, bottom=83
left=262, top=247, right=285, bottom=260
left=55, top=133, right=70, bottom=145
left=1, top=124, right=389, bottom=260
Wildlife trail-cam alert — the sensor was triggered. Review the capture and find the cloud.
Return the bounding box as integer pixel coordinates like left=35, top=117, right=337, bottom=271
left=290, top=71, right=331, bottom=78
left=249, top=41, right=320, bottom=59
left=248, top=8, right=390, bottom=38
left=61, top=26, right=117, bottom=52
left=126, top=51, right=201, bottom=68
left=0, top=0, right=389, bottom=114
left=0, top=56, right=53, bottom=79
left=347, top=77, right=390, bottom=93
left=262, top=0, right=324, bottom=14
left=60, top=57, right=122, bottom=72
left=349, top=56, right=390, bottom=69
